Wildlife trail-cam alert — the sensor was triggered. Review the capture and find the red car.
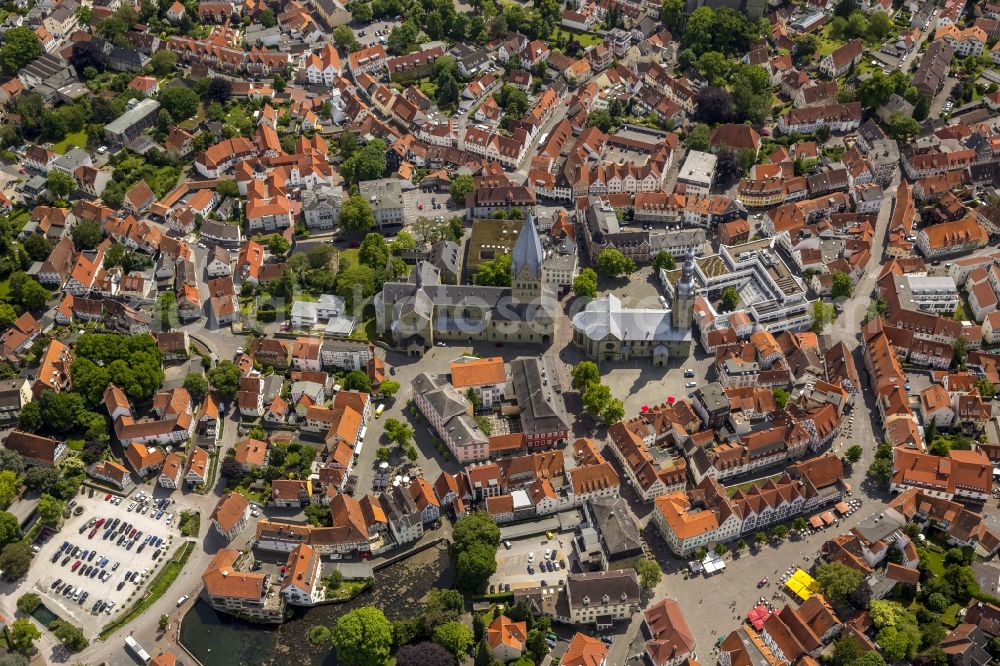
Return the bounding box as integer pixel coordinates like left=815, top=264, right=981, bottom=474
left=105, top=494, right=112, bottom=501
left=71, top=560, right=81, bottom=572
left=95, top=518, right=105, bottom=528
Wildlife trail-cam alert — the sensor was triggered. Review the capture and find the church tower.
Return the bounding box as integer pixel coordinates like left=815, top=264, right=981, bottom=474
left=511, top=214, right=544, bottom=303
left=673, top=248, right=696, bottom=330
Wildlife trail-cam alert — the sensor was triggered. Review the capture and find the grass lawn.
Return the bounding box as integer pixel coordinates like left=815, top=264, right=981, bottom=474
left=920, top=547, right=945, bottom=576
left=52, top=131, right=87, bottom=155
left=816, top=25, right=846, bottom=57
left=418, top=80, right=437, bottom=99
left=0, top=277, right=12, bottom=300
left=7, top=209, right=29, bottom=233
left=556, top=28, right=604, bottom=48
left=339, top=248, right=360, bottom=268
left=66, top=439, right=85, bottom=452
left=941, top=602, right=961, bottom=627
left=325, top=579, right=370, bottom=600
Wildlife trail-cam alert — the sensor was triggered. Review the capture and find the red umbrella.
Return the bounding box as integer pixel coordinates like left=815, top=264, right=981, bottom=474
left=641, top=405, right=649, bottom=412
left=667, top=396, right=676, bottom=404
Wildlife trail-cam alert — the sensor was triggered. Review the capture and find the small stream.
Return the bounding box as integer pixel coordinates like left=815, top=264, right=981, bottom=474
left=180, top=544, right=452, bottom=666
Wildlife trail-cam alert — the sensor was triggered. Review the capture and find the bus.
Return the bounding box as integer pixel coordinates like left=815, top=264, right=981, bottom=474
left=125, top=636, right=151, bottom=664
left=374, top=404, right=385, bottom=419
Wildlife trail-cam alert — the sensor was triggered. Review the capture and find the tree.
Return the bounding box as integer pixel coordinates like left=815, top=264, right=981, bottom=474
left=473, top=253, right=512, bottom=287
left=376, top=446, right=390, bottom=461
left=259, top=8, right=277, bottom=27
left=572, top=268, right=598, bottom=298
left=183, top=373, right=209, bottom=403
left=204, top=77, right=233, bottom=103
left=22, top=236, right=52, bottom=263
left=150, top=49, right=177, bottom=75
left=772, top=388, right=789, bottom=410
left=697, top=51, right=730, bottom=85
left=660, top=0, right=683, bottom=31
left=976, top=377, right=996, bottom=398
left=9, top=618, right=40, bottom=655
left=452, top=511, right=501, bottom=555
left=47, top=170, right=75, bottom=200
left=207, top=361, right=242, bottom=398
left=344, top=370, right=373, bottom=393
left=69, top=40, right=107, bottom=76
left=582, top=382, right=613, bottom=419
left=267, top=234, right=290, bottom=256
left=383, top=418, right=414, bottom=447
left=16, top=592, right=40, bottom=615
left=0, top=511, right=19, bottom=546
left=17, top=276, right=51, bottom=311
left=18, top=402, right=42, bottom=433
left=814, top=562, right=864, bottom=603
left=341, top=139, right=387, bottom=184
left=792, top=516, right=808, bottom=532
left=954, top=336, right=968, bottom=368
left=868, top=457, right=893, bottom=486
left=652, top=251, right=676, bottom=270
left=339, top=195, right=376, bottom=234
left=450, top=174, right=475, bottom=205
left=867, top=11, right=891, bottom=40
left=754, top=531, right=767, bottom=546
left=159, top=86, right=200, bottom=121
left=831, top=271, right=853, bottom=299
left=601, top=398, right=625, bottom=424
left=37, top=494, right=63, bottom=526
left=685, top=123, right=711, bottom=151
left=571, top=361, right=601, bottom=391
left=793, top=33, right=819, bottom=64
left=455, top=541, right=497, bottom=593
left=496, top=84, right=530, bottom=118
left=71, top=219, right=103, bottom=250
left=845, top=445, right=863, bottom=464
left=886, top=112, right=920, bottom=141
left=333, top=25, right=360, bottom=51
left=720, top=287, right=739, bottom=312
left=0, top=28, right=43, bottom=76
left=396, top=642, right=455, bottom=666
left=830, top=636, right=863, bottom=666
left=875, top=626, right=912, bottom=663
left=636, top=557, right=662, bottom=590
left=433, top=620, right=473, bottom=658
left=597, top=248, right=635, bottom=277
left=159, top=614, right=170, bottom=632
left=0, top=541, right=32, bottom=581
left=359, top=233, right=390, bottom=270
left=714, top=149, right=744, bottom=188
left=50, top=620, right=88, bottom=652
left=771, top=525, right=789, bottom=541
left=378, top=380, right=400, bottom=398
left=0, top=470, right=18, bottom=508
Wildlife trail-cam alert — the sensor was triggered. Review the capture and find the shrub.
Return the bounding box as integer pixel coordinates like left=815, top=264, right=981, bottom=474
left=308, top=625, right=331, bottom=645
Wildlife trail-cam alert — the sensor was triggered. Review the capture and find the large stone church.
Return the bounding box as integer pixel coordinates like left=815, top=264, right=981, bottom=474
left=374, top=215, right=557, bottom=352
left=570, top=249, right=695, bottom=365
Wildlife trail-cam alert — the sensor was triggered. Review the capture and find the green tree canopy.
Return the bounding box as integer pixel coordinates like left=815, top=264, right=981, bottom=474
left=597, top=248, right=635, bottom=277
left=207, top=361, right=242, bottom=399
left=473, top=253, right=512, bottom=286
left=652, top=251, right=676, bottom=270
left=158, top=86, right=200, bottom=121
left=433, top=620, right=473, bottom=657
left=331, top=606, right=393, bottom=665
left=340, top=195, right=376, bottom=234
left=449, top=174, right=475, bottom=205
left=571, top=361, right=600, bottom=391
left=0, top=28, right=43, bottom=76
left=572, top=267, right=598, bottom=298
left=814, top=562, right=864, bottom=603
left=831, top=271, right=853, bottom=299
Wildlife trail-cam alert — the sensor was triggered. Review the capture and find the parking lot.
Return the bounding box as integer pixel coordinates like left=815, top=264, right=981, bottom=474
left=24, top=489, right=181, bottom=637
left=351, top=18, right=402, bottom=49
left=489, top=532, right=570, bottom=593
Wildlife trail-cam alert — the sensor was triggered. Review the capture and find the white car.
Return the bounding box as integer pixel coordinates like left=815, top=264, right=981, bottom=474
left=127, top=502, right=136, bottom=512
left=685, top=381, right=697, bottom=388
left=528, top=552, right=535, bottom=562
